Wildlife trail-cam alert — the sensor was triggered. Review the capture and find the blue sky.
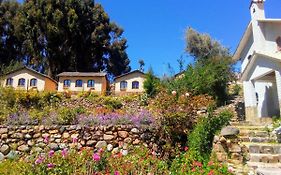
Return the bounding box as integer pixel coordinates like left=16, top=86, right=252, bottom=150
left=18, top=0, right=280, bottom=76
left=96, top=0, right=280, bottom=76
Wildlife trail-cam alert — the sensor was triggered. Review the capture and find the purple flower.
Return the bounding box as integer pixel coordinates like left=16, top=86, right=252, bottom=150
left=92, top=153, right=100, bottom=161
left=47, top=163, right=55, bottom=169
left=48, top=150, right=55, bottom=157
left=61, top=148, right=68, bottom=158
left=35, top=156, right=44, bottom=164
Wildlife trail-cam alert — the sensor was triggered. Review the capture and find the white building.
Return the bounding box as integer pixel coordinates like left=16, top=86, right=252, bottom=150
left=233, top=0, right=281, bottom=122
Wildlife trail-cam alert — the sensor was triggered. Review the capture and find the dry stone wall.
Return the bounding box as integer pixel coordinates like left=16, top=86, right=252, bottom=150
left=0, top=125, right=160, bottom=159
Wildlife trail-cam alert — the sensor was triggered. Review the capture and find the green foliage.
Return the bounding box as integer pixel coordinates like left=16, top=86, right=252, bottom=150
left=143, top=68, right=159, bottom=97
left=103, top=96, right=123, bottom=110
left=168, top=58, right=232, bottom=105
left=2, top=0, right=130, bottom=78
left=57, top=107, right=78, bottom=125
left=186, top=28, right=230, bottom=61
left=188, top=110, right=232, bottom=160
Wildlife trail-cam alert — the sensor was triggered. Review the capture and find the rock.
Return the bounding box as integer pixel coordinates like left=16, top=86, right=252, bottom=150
left=121, top=149, right=128, bottom=156
left=107, top=144, right=113, bottom=151
left=71, top=134, right=79, bottom=139
left=25, top=134, right=32, bottom=139
left=54, top=134, right=61, bottom=139
left=48, top=143, right=59, bottom=151
left=112, top=147, right=119, bottom=154
left=6, top=150, right=17, bottom=160
left=86, top=140, right=96, bottom=146
left=27, top=140, right=35, bottom=146
left=33, top=133, right=41, bottom=138
left=256, top=168, right=281, bottom=175
left=140, top=133, right=152, bottom=140
left=131, top=128, right=140, bottom=134
left=17, top=145, right=30, bottom=152
left=95, top=141, right=107, bottom=148
left=229, top=144, right=242, bottom=153
left=1, top=134, right=8, bottom=139
left=104, top=134, right=114, bottom=141
left=62, top=132, right=70, bottom=139
left=31, top=147, right=43, bottom=153
left=14, top=133, right=23, bottom=139
left=133, top=139, right=141, bottom=145
left=0, top=152, right=4, bottom=161
left=118, top=131, right=129, bottom=138
left=0, top=128, right=8, bottom=134
left=49, top=130, right=59, bottom=134
left=220, top=126, right=239, bottom=137
left=124, top=138, right=132, bottom=144
left=0, top=145, right=10, bottom=155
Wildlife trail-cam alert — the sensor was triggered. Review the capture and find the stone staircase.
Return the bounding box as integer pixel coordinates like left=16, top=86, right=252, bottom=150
left=235, top=124, right=281, bottom=175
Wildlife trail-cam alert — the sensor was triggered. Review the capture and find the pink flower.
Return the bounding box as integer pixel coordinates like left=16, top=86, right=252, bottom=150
left=114, top=171, right=120, bottom=175
left=61, top=148, right=68, bottom=158
left=72, top=137, right=78, bottom=143
left=47, top=163, right=55, bottom=169
left=48, top=150, right=55, bottom=157
left=208, top=161, right=214, bottom=166
left=184, top=146, right=188, bottom=151
left=93, top=153, right=101, bottom=162
left=43, top=136, right=49, bottom=143
left=35, top=156, right=44, bottom=164
left=208, top=170, right=214, bottom=175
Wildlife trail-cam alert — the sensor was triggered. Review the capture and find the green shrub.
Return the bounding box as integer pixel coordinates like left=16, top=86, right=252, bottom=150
left=188, top=110, right=232, bottom=160
left=143, top=68, right=159, bottom=97
left=103, top=97, right=122, bottom=110
left=57, top=107, right=78, bottom=125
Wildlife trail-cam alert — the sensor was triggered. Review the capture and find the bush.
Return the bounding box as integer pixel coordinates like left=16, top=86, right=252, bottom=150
left=144, top=68, right=159, bottom=97
left=103, top=97, right=122, bottom=110
left=57, top=107, right=78, bottom=125
left=188, top=110, right=232, bottom=160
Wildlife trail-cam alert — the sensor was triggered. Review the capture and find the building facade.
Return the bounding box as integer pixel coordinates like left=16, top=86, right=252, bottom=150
left=114, top=70, right=145, bottom=95
left=1, top=66, right=57, bottom=91
left=233, top=0, right=281, bottom=122
left=57, top=72, right=108, bottom=94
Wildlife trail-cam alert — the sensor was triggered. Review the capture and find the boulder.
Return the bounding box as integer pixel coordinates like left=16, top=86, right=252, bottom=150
left=95, top=141, right=107, bottom=148
left=0, top=128, right=8, bottom=134
left=0, top=145, right=10, bottom=155
left=48, top=143, right=59, bottom=151
left=104, top=134, right=114, bottom=141
left=118, top=131, right=129, bottom=138
left=18, top=145, right=30, bottom=152
left=220, top=126, right=239, bottom=137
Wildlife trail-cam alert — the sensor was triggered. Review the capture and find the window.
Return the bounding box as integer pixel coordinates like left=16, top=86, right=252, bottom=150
left=276, top=36, right=281, bottom=51
left=6, top=78, right=13, bottom=86
left=63, top=79, right=71, bottom=87
left=87, top=80, right=95, bottom=87
left=132, top=81, right=139, bottom=89
left=75, top=79, right=83, bottom=87
left=18, top=78, right=25, bottom=86
left=120, top=81, right=127, bottom=90
left=30, top=78, right=37, bottom=87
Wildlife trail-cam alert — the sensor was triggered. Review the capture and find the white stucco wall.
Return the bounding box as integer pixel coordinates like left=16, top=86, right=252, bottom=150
left=2, top=69, right=46, bottom=91
left=241, top=33, right=254, bottom=72
left=115, top=72, right=145, bottom=93
left=58, top=77, right=104, bottom=93
left=263, top=22, right=281, bottom=53
left=255, top=81, right=280, bottom=117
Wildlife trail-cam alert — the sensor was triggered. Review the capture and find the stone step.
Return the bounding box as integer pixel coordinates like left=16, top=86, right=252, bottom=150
left=239, top=136, right=276, bottom=143
left=249, top=153, right=281, bottom=163
left=247, top=162, right=281, bottom=169
left=256, top=167, right=281, bottom=175
left=244, top=143, right=281, bottom=154
left=239, top=130, right=269, bottom=137
left=236, top=125, right=268, bottom=130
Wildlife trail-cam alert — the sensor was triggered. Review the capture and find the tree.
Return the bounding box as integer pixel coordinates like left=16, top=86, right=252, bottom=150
left=186, top=28, right=230, bottom=62
left=0, top=0, right=23, bottom=67
left=138, top=59, right=145, bottom=72
left=177, top=55, right=185, bottom=72
left=12, top=0, right=130, bottom=78
left=143, top=68, right=159, bottom=97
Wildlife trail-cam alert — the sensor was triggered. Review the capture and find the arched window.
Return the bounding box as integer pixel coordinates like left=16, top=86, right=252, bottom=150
left=276, top=36, right=281, bottom=51
left=120, top=81, right=128, bottom=90
left=18, top=78, right=25, bottom=86
left=30, top=78, right=37, bottom=87
left=6, top=78, right=13, bottom=86
left=63, top=79, right=71, bottom=87
left=132, top=81, right=139, bottom=89
left=75, top=79, right=83, bottom=87
left=87, top=80, right=95, bottom=87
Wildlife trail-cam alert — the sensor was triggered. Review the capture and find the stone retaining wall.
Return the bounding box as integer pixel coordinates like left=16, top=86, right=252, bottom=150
left=0, top=125, right=160, bottom=159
